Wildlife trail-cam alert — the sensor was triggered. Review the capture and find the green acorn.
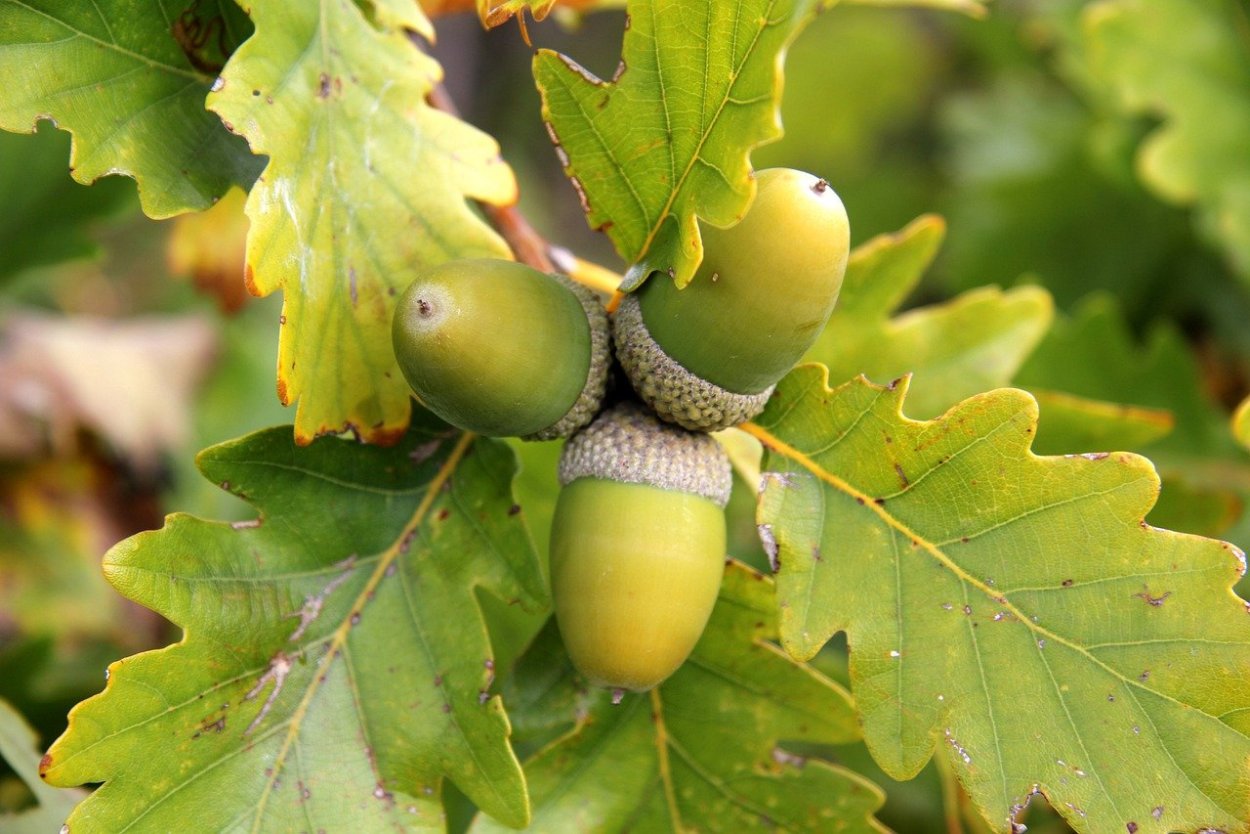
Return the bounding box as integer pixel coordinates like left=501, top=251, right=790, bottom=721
left=551, top=402, right=731, bottom=694
left=614, top=168, right=850, bottom=431
left=392, top=258, right=610, bottom=439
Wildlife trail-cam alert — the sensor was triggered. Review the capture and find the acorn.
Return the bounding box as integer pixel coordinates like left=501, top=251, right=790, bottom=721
left=614, top=168, right=850, bottom=431
left=551, top=402, right=732, bottom=694
left=392, top=258, right=610, bottom=439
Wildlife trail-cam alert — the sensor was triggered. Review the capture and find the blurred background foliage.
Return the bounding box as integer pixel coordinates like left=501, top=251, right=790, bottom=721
left=2, top=1, right=1248, bottom=831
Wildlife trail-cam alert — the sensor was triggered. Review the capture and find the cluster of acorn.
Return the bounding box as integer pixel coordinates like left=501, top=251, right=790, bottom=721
left=391, top=168, right=850, bottom=698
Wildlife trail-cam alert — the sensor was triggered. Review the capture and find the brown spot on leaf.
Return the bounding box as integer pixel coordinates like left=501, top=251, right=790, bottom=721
left=1134, top=586, right=1172, bottom=607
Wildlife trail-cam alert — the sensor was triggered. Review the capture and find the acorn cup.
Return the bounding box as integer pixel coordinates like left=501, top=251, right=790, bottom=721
left=391, top=258, right=610, bottom=440
left=550, top=402, right=732, bottom=696
left=614, top=167, right=851, bottom=431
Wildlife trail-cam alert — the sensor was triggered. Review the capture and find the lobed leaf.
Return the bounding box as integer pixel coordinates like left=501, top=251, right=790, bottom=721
left=208, top=0, right=517, bottom=444
left=1083, top=0, right=1250, bottom=278
left=472, top=562, right=886, bottom=833
left=535, top=0, right=825, bottom=290
left=41, top=414, right=548, bottom=832
left=805, top=215, right=1054, bottom=420
left=0, top=0, right=261, bottom=217
left=749, top=367, right=1250, bottom=834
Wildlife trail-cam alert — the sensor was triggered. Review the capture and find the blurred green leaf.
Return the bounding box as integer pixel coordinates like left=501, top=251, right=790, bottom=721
left=1084, top=0, right=1250, bottom=279
left=938, top=73, right=1197, bottom=316
left=0, top=699, right=84, bottom=833
left=42, top=416, right=548, bottom=831
left=0, top=0, right=261, bottom=217
left=805, top=215, right=1053, bottom=419
left=472, top=563, right=886, bottom=834
left=750, top=368, right=1250, bottom=834
left=1015, top=295, right=1250, bottom=546
left=535, top=0, right=824, bottom=289
left=0, top=124, right=134, bottom=283
left=207, top=0, right=516, bottom=445
left=1025, top=391, right=1173, bottom=458
left=1014, top=296, right=1243, bottom=459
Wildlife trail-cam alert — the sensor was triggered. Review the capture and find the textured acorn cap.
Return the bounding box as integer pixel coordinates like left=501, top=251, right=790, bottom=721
left=612, top=293, right=773, bottom=433
left=525, top=275, right=612, bottom=441
left=559, top=401, right=733, bottom=507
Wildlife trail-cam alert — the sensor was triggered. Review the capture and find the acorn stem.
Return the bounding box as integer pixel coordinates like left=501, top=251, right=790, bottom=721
left=549, top=246, right=624, bottom=297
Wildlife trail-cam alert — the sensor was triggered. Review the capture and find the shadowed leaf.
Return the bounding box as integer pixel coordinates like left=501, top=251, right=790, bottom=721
left=472, top=563, right=886, bottom=833
left=41, top=414, right=547, bottom=832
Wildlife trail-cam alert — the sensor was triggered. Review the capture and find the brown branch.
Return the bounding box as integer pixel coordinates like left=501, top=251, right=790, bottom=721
left=424, top=83, right=552, bottom=272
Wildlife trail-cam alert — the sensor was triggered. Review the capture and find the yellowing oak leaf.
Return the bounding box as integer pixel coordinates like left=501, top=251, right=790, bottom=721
left=167, top=187, right=250, bottom=313
left=749, top=368, right=1250, bottom=834
left=209, top=0, right=517, bottom=444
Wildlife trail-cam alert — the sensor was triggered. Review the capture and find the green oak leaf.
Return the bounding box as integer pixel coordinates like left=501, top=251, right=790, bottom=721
left=804, top=215, right=1054, bottom=420
left=472, top=562, right=887, bottom=834
left=0, top=699, right=85, bottom=833
left=1084, top=0, right=1250, bottom=278
left=748, top=367, right=1250, bottom=834
left=535, top=0, right=825, bottom=290
left=0, top=0, right=261, bottom=218
left=41, top=413, right=548, bottom=832
left=208, top=0, right=517, bottom=444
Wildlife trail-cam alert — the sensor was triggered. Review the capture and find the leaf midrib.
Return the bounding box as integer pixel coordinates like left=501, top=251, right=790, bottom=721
left=633, top=0, right=778, bottom=263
